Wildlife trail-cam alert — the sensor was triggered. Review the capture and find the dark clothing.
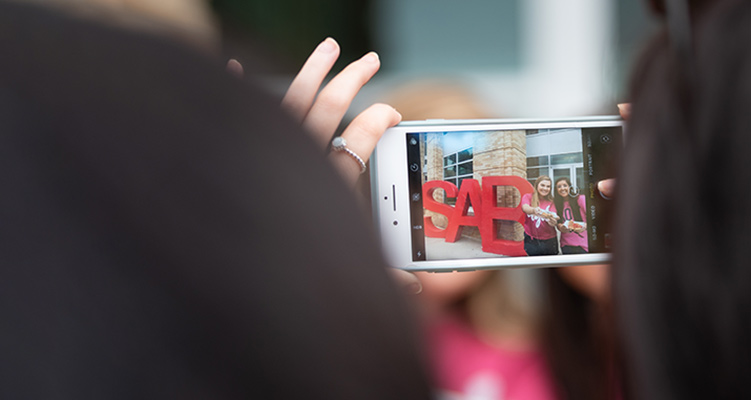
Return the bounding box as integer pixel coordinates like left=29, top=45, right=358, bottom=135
left=524, top=234, right=559, bottom=256
left=0, top=2, right=431, bottom=398
left=561, top=245, right=587, bottom=255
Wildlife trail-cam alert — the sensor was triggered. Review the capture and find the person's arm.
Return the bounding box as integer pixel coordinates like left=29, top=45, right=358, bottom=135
left=521, top=194, right=539, bottom=216
left=522, top=204, right=540, bottom=215
left=545, top=214, right=558, bottom=227
left=543, top=203, right=558, bottom=227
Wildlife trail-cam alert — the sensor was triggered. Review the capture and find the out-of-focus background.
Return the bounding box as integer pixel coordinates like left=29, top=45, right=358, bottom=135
left=211, top=0, right=655, bottom=118
left=35, top=0, right=654, bottom=118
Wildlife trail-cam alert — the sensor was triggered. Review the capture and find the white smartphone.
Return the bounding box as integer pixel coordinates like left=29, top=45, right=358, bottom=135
left=370, top=116, right=623, bottom=272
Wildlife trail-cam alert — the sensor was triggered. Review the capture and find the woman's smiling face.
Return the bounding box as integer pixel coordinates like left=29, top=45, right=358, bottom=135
left=537, top=179, right=552, bottom=197
left=556, top=180, right=570, bottom=198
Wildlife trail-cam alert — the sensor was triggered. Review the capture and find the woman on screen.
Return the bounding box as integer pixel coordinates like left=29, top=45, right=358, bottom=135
left=521, top=175, right=559, bottom=256
left=553, top=177, right=588, bottom=254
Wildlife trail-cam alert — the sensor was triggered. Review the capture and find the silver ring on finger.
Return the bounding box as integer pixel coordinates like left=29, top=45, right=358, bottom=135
left=331, top=137, right=367, bottom=174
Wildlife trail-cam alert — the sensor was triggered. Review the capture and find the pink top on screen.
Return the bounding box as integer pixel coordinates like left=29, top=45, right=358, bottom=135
left=559, top=195, right=588, bottom=251
left=521, top=193, right=557, bottom=240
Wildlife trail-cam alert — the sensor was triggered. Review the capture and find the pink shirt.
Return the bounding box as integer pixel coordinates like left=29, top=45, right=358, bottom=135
left=559, top=195, right=588, bottom=251
left=427, top=315, right=556, bottom=400
left=521, top=193, right=557, bottom=240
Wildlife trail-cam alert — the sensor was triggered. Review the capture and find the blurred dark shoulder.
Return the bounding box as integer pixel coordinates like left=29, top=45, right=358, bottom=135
left=0, top=2, right=431, bottom=398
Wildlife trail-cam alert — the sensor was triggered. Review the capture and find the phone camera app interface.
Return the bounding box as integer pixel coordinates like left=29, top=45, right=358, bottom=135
left=406, top=126, right=621, bottom=261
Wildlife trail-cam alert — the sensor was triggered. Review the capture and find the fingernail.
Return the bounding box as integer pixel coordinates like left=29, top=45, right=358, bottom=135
left=362, top=51, right=379, bottom=63
left=598, top=180, right=614, bottom=199
left=617, top=103, right=631, bottom=118
left=226, top=58, right=244, bottom=78
left=317, top=37, right=337, bottom=53
left=408, top=281, right=423, bottom=295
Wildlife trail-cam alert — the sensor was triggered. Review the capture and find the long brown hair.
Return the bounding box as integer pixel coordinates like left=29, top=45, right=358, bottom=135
left=616, top=0, right=751, bottom=399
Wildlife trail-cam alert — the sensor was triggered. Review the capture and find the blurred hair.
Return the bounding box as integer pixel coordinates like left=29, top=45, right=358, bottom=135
left=616, top=0, right=751, bottom=398
left=540, top=271, right=621, bottom=400
left=14, top=0, right=219, bottom=50
left=647, top=0, right=717, bottom=19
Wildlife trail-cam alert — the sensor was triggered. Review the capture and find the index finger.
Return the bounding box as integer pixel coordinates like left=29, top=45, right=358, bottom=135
left=618, top=103, right=631, bottom=120
left=281, top=38, right=340, bottom=122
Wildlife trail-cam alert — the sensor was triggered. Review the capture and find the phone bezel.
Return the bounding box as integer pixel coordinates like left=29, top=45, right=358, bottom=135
left=370, top=116, right=623, bottom=272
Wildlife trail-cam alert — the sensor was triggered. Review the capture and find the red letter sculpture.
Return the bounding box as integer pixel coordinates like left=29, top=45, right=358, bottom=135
left=444, top=179, right=483, bottom=242
left=423, top=180, right=458, bottom=238
left=480, top=176, right=534, bottom=256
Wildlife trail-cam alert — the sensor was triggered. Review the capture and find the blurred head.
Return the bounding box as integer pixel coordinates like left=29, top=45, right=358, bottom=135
left=21, top=0, right=219, bottom=50
left=617, top=0, right=751, bottom=397
left=385, top=80, right=494, bottom=120
left=647, top=0, right=717, bottom=18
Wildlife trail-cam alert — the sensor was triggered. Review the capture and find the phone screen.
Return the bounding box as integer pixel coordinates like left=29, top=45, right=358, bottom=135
left=405, top=126, right=622, bottom=262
